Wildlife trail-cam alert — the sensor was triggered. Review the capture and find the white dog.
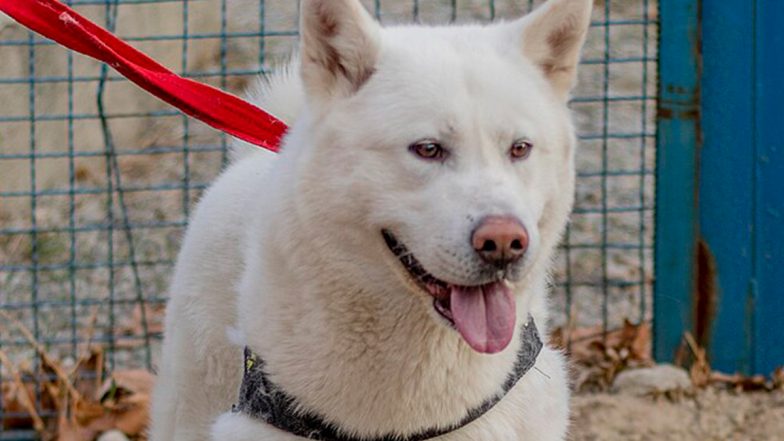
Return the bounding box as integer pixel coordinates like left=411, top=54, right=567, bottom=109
left=150, top=0, right=592, bottom=439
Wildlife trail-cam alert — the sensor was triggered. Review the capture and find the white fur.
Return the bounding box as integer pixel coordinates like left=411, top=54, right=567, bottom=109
left=150, top=1, right=592, bottom=440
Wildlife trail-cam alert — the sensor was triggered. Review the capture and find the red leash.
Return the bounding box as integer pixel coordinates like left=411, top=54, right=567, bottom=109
left=0, top=0, right=288, bottom=152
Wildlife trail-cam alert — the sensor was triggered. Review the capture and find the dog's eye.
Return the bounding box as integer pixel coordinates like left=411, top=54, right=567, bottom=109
left=409, top=140, right=448, bottom=162
left=509, top=139, right=534, bottom=161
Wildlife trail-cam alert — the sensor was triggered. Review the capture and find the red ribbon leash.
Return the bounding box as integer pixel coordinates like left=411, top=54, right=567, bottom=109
left=0, top=0, right=288, bottom=152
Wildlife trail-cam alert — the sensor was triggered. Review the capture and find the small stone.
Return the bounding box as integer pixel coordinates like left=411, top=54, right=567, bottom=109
left=612, top=364, right=691, bottom=396
left=97, top=430, right=130, bottom=441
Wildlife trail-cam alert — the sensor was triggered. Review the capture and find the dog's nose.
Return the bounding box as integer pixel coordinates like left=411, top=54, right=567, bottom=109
left=471, top=216, right=529, bottom=266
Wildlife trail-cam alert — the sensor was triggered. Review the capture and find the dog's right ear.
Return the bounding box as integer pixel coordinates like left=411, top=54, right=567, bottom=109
left=300, top=0, right=382, bottom=104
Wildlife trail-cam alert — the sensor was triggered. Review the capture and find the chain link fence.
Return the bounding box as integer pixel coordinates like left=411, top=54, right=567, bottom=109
left=0, top=0, right=657, bottom=438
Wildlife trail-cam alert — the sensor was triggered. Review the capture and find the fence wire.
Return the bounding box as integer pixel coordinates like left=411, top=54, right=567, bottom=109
left=0, top=0, right=657, bottom=438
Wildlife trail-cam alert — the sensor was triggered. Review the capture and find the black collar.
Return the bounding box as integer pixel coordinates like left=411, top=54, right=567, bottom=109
left=233, top=316, right=543, bottom=441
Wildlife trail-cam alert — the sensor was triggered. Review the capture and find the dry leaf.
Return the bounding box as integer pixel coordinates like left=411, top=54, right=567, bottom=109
left=57, top=402, right=113, bottom=441
left=2, top=381, right=44, bottom=432
left=684, top=332, right=711, bottom=388
left=56, top=369, right=154, bottom=440
left=0, top=349, right=45, bottom=432
left=709, top=372, right=770, bottom=391
left=0, top=312, right=153, bottom=439
left=773, top=367, right=784, bottom=390
left=683, top=334, right=783, bottom=391
left=552, top=320, right=653, bottom=391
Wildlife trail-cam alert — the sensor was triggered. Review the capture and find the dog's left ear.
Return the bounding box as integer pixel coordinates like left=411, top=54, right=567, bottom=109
left=300, top=0, right=382, bottom=104
left=514, top=0, right=593, bottom=100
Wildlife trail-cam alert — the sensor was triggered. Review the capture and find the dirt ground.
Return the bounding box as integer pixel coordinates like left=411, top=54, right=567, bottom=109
left=572, top=389, right=784, bottom=441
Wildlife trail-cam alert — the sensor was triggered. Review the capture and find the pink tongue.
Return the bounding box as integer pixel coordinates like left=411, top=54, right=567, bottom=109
left=450, top=282, right=516, bottom=354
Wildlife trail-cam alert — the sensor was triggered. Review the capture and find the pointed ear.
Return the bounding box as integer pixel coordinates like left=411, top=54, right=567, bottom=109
left=517, top=0, right=593, bottom=100
left=300, top=0, right=382, bottom=103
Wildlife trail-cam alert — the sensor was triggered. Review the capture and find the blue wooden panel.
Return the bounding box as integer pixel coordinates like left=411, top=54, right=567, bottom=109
left=654, top=0, right=701, bottom=362
left=754, top=1, right=784, bottom=374
left=700, top=0, right=756, bottom=374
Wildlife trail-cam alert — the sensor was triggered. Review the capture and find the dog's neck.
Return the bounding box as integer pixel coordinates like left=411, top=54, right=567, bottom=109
left=237, top=219, right=546, bottom=438
left=234, top=317, right=542, bottom=440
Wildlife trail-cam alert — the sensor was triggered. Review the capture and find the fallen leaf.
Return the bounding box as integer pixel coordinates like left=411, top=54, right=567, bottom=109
left=773, top=367, right=784, bottom=390
left=552, top=320, right=653, bottom=391
left=681, top=332, right=710, bottom=388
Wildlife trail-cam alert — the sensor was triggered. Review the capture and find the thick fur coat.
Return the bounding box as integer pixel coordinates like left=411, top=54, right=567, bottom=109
left=150, top=0, right=593, bottom=439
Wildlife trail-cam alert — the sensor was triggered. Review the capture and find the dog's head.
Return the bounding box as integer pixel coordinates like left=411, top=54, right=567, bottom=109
left=290, top=0, right=592, bottom=354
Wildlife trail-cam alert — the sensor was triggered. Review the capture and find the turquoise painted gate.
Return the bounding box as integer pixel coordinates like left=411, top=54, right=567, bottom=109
left=656, top=0, right=784, bottom=375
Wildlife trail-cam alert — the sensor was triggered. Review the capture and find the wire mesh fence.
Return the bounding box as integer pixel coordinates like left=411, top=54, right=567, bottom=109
left=0, top=0, right=657, bottom=438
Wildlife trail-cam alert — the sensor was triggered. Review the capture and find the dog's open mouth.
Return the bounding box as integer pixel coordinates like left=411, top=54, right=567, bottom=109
left=382, top=230, right=516, bottom=354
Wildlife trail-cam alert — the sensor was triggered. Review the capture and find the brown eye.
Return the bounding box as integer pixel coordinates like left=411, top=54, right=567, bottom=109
left=409, top=140, right=448, bottom=161
left=509, top=139, right=534, bottom=161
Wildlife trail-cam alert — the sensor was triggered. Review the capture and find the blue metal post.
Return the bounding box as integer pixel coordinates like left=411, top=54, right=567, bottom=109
left=700, top=0, right=756, bottom=374
left=752, top=1, right=784, bottom=375
left=654, top=0, right=701, bottom=364
left=656, top=0, right=784, bottom=374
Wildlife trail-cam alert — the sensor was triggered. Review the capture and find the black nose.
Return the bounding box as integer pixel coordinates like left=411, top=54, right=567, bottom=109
left=471, top=216, right=529, bottom=266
